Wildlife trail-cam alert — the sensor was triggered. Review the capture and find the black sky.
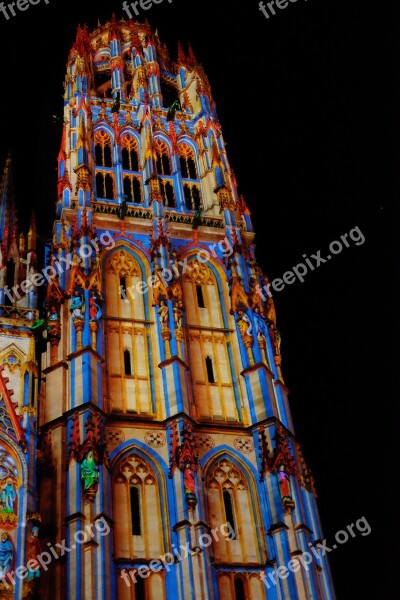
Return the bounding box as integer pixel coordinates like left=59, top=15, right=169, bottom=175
left=0, top=0, right=398, bottom=597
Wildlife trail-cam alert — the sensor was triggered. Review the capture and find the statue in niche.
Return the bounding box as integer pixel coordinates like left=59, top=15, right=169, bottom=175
left=183, top=463, right=196, bottom=496
left=0, top=532, right=13, bottom=578
left=47, top=305, right=61, bottom=337
left=89, top=296, right=102, bottom=321
left=0, top=479, right=17, bottom=515
left=236, top=310, right=252, bottom=336
left=173, top=304, right=184, bottom=331
left=26, top=526, right=43, bottom=580
left=70, top=290, right=85, bottom=321
left=47, top=306, right=59, bottom=321
left=80, top=451, right=99, bottom=492
left=269, top=324, right=281, bottom=357
left=278, top=465, right=291, bottom=498
left=157, top=300, right=169, bottom=330
left=236, top=309, right=254, bottom=349
left=254, top=312, right=266, bottom=338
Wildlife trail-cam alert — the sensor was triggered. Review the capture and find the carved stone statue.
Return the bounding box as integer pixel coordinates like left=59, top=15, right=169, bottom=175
left=236, top=310, right=252, bottom=337
left=183, top=463, right=196, bottom=496
left=47, top=306, right=61, bottom=338
left=173, top=304, right=183, bottom=331
left=80, top=451, right=99, bottom=492
left=26, top=526, right=43, bottom=580
left=0, top=479, right=16, bottom=514
left=70, top=291, right=85, bottom=321
left=89, top=297, right=102, bottom=321
left=278, top=465, right=291, bottom=498
left=0, top=532, right=13, bottom=579
left=157, top=300, right=169, bottom=329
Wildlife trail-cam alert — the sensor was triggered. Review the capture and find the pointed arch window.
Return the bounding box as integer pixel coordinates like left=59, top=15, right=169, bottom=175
left=120, top=276, right=127, bottom=299
left=135, top=576, right=146, bottom=599
left=184, top=184, right=192, bottom=209
left=130, top=485, right=141, bottom=535
left=121, top=134, right=140, bottom=172
left=234, top=577, right=246, bottom=600
left=161, top=180, right=175, bottom=208
left=96, top=172, right=115, bottom=199
left=196, top=285, right=205, bottom=308
left=205, top=458, right=264, bottom=566
left=113, top=453, right=165, bottom=561
left=179, top=143, right=201, bottom=210
left=94, top=130, right=113, bottom=167
left=105, top=250, right=152, bottom=413
left=223, top=490, right=237, bottom=539
left=192, top=185, right=200, bottom=208
left=183, top=183, right=201, bottom=211
left=124, top=349, right=132, bottom=376
left=179, top=143, right=198, bottom=180
left=206, top=356, right=215, bottom=383
left=155, top=140, right=172, bottom=176
left=123, top=174, right=142, bottom=203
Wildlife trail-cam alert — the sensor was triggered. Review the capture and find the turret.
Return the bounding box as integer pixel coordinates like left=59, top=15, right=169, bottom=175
left=0, top=152, right=16, bottom=255
left=109, top=13, right=126, bottom=102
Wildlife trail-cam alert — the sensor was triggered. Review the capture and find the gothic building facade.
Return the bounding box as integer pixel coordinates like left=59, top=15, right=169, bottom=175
left=0, top=16, right=335, bottom=600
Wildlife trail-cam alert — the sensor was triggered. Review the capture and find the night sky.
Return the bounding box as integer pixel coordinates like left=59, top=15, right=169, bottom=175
left=0, top=0, right=397, bottom=597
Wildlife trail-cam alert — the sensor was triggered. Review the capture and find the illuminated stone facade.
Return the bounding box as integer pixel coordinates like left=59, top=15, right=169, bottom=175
left=0, top=16, right=335, bottom=600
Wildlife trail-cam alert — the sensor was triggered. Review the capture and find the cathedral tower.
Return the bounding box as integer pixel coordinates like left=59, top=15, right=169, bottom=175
left=8, top=16, right=336, bottom=600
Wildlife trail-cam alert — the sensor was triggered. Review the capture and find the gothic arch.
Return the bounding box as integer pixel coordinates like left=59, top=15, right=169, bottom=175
left=218, top=571, right=266, bottom=600
left=0, top=343, right=27, bottom=406
left=119, top=132, right=143, bottom=204
left=93, top=123, right=114, bottom=140
left=102, top=243, right=152, bottom=320
left=177, top=139, right=200, bottom=171
left=102, top=245, right=154, bottom=414
left=111, top=445, right=170, bottom=558
left=94, top=48, right=111, bottom=62
left=111, top=445, right=169, bottom=598
left=154, top=134, right=173, bottom=154
left=180, top=251, right=230, bottom=328
left=0, top=343, right=25, bottom=372
left=119, top=127, right=141, bottom=146
left=94, top=128, right=114, bottom=168
left=181, top=253, right=241, bottom=422
left=178, top=141, right=202, bottom=211
left=120, top=132, right=141, bottom=170
left=154, top=135, right=173, bottom=173
left=202, top=450, right=267, bottom=566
